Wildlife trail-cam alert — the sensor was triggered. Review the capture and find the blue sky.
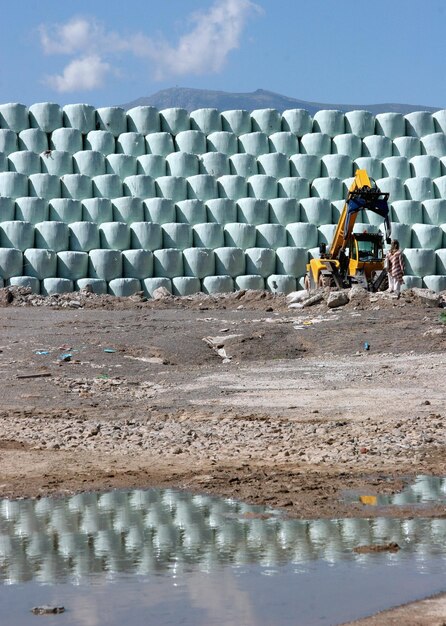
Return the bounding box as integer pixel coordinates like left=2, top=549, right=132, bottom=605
left=0, top=0, right=445, bottom=108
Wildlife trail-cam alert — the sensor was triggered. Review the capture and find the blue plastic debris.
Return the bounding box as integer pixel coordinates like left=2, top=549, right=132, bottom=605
left=103, top=348, right=116, bottom=353
left=58, top=353, right=72, bottom=362
left=35, top=350, right=49, bottom=355
left=364, top=342, right=370, bottom=351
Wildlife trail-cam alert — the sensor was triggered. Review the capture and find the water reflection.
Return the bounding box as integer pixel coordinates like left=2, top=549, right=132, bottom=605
left=0, top=476, right=446, bottom=585
left=352, top=474, right=446, bottom=507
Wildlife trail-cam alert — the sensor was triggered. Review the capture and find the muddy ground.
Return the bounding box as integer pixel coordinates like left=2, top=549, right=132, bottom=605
left=0, top=285, right=446, bottom=624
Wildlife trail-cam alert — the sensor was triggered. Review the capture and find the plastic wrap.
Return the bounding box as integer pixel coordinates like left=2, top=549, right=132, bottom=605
left=145, top=132, right=174, bottom=156
left=190, top=108, right=221, bottom=134
left=106, top=154, right=137, bottom=179
left=0, top=221, right=34, bottom=250
left=57, top=251, right=88, bottom=280
left=0, top=247, right=22, bottom=278
left=172, top=276, right=201, bottom=296
left=332, top=133, right=362, bottom=159
left=423, top=199, right=446, bottom=225
left=130, top=222, right=162, bottom=250
left=82, top=198, right=112, bottom=224
left=108, top=277, right=141, bottom=296
left=29, top=173, right=61, bottom=199
left=269, top=198, right=299, bottom=225
left=29, top=102, right=63, bottom=133
left=155, top=176, right=187, bottom=201
left=312, top=110, right=345, bottom=136
left=300, top=133, right=331, bottom=157
left=153, top=248, right=183, bottom=278
left=142, top=277, right=172, bottom=297
left=63, top=104, right=96, bottom=134
left=286, top=222, right=318, bottom=248
left=266, top=274, right=296, bottom=294
left=289, top=154, right=321, bottom=180
left=143, top=198, right=175, bottom=223
left=404, top=177, right=434, bottom=201
left=34, top=221, right=68, bottom=251
left=160, top=108, right=190, bottom=134
left=268, top=132, right=299, bottom=156
left=214, top=246, right=245, bottom=277
left=405, top=112, right=435, bottom=138
left=200, top=152, right=230, bottom=177
left=250, top=109, right=281, bottom=134
left=23, top=248, right=56, bottom=279
left=257, top=153, right=290, bottom=178
left=391, top=200, right=422, bottom=224
left=88, top=249, right=122, bottom=280
left=193, top=223, right=224, bottom=248
left=375, top=177, right=406, bottom=202
left=205, top=198, right=236, bottom=224
left=75, top=278, right=107, bottom=294
left=50, top=128, right=83, bottom=154
left=187, top=174, right=218, bottom=201
left=256, top=224, right=286, bottom=249
left=236, top=198, right=268, bottom=225
left=224, top=223, right=256, bottom=248
left=0, top=129, right=18, bottom=155
left=344, top=110, right=374, bottom=138
left=381, top=156, right=411, bottom=180
left=375, top=113, right=405, bottom=139
left=166, top=152, right=199, bottom=177
left=281, top=109, right=312, bottom=136
left=433, top=175, right=446, bottom=198
left=409, top=155, right=441, bottom=179
left=162, top=223, right=192, bottom=249
left=229, top=153, right=258, bottom=176
left=248, top=174, right=277, bottom=199
left=122, top=174, right=154, bottom=198
left=40, top=150, right=73, bottom=176
left=93, top=174, right=123, bottom=199
left=300, top=197, right=332, bottom=225
left=403, top=248, right=436, bottom=276
left=69, top=222, right=100, bottom=251
left=221, top=109, right=251, bottom=135
left=234, top=275, right=264, bottom=291
left=421, top=133, right=446, bottom=158
left=217, top=174, right=247, bottom=200
left=96, top=107, right=127, bottom=137
left=245, top=247, right=276, bottom=277
left=183, top=247, right=215, bottom=277
left=423, top=275, right=446, bottom=292
left=8, top=276, right=40, bottom=293
left=311, top=177, right=343, bottom=200
left=0, top=103, right=28, bottom=132
left=362, top=135, right=392, bottom=159
left=8, top=151, right=41, bottom=175
left=436, top=249, right=446, bottom=273
left=112, top=197, right=143, bottom=223
left=275, top=246, right=307, bottom=276
left=18, top=128, right=48, bottom=153
left=99, top=222, right=130, bottom=250
left=73, top=150, right=105, bottom=177
left=318, top=224, right=336, bottom=244
left=61, top=174, right=92, bottom=200
left=127, top=106, right=160, bottom=135
left=0, top=172, right=28, bottom=198
left=84, top=130, right=115, bottom=155
left=202, top=275, right=233, bottom=294
left=49, top=198, right=82, bottom=223
left=175, top=199, right=206, bottom=225
left=1, top=197, right=17, bottom=221
left=136, top=154, right=165, bottom=178
left=175, top=130, right=207, bottom=155
left=393, top=136, right=421, bottom=158
left=320, top=154, right=352, bottom=179
left=122, top=249, right=153, bottom=279
left=41, top=277, right=73, bottom=295
left=353, top=157, right=382, bottom=179
left=207, top=131, right=238, bottom=155
left=411, top=224, right=443, bottom=249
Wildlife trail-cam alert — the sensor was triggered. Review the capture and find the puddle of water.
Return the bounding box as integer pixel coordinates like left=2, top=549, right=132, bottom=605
left=0, top=483, right=445, bottom=625
left=347, top=474, right=446, bottom=508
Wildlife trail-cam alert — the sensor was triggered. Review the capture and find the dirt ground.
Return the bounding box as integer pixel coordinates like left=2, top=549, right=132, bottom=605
left=0, top=285, right=446, bottom=624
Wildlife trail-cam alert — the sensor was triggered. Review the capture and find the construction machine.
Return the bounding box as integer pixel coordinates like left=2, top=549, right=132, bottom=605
left=304, top=169, right=391, bottom=291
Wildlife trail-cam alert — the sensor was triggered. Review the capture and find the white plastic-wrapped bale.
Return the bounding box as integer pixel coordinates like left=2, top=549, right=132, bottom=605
left=96, top=107, right=127, bottom=137
left=172, top=276, right=201, bottom=296
left=160, top=108, right=190, bottom=134
left=268, top=132, right=299, bottom=156
left=353, top=222, right=379, bottom=235
left=411, top=224, right=443, bottom=249
left=404, top=177, right=434, bottom=201
left=393, top=136, right=421, bottom=158
left=433, top=175, right=446, bottom=198
left=391, top=200, right=422, bottom=224
left=362, top=135, right=392, bottom=159
left=187, top=174, right=218, bottom=201
left=93, top=174, right=124, bottom=199
left=344, top=110, right=375, bottom=138
left=207, top=131, right=238, bottom=155
left=49, top=198, right=82, bottom=223
left=436, top=249, right=446, bottom=273
left=73, top=150, right=105, bottom=177
left=217, top=174, right=247, bottom=200
left=247, top=174, right=277, bottom=199
left=61, top=174, right=92, bottom=200
left=82, top=198, right=112, bottom=224
left=245, top=247, right=276, bottom=277
left=275, top=246, right=307, bottom=277
left=29, top=102, right=62, bottom=133
left=35, top=221, right=69, bottom=252
left=18, top=128, right=48, bottom=153
left=312, top=110, right=345, bottom=137
left=108, top=278, right=141, bottom=296
left=0, top=221, right=34, bottom=250
left=50, top=128, right=83, bottom=154
left=410, top=155, right=441, bottom=179
left=99, top=222, right=130, bottom=250
left=221, top=109, right=251, bottom=135
left=433, top=110, right=446, bottom=133
left=8, top=151, right=41, bottom=175
left=136, top=154, right=165, bottom=178
left=401, top=275, right=422, bottom=290
left=0, top=248, right=22, bottom=278
left=175, top=130, right=207, bottom=155
left=266, top=274, right=296, bottom=294
left=193, top=223, right=224, bottom=248
left=289, top=154, right=321, bottom=181
left=331, top=200, right=345, bottom=222
left=143, top=198, right=175, bottom=223
left=257, top=153, right=290, bottom=178
left=127, top=106, right=160, bottom=135
left=8, top=276, right=40, bottom=292
left=0, top=172, right=28, bottom=198
left=205, top=198, right=236, bottom=224
left=88, top=250, right=123, bottom=280
left=423, top=199, right=446, bottom=224
left=403, top=248, right=436, bottom=276
left=142, top=277, right=172, bottom=297
left=375, top=177, right=406, bottom=202
left=375, top=112, right=405, bottom=138
left=76, top=278, right=107, bottom=293
left=421, top=133, right=446, bottom=158
left=281, top=109, right=312, bottom=136
left=300, top=133, right=331, bottom=156
left=57, top=251, right=88, bottom=280
left=153, top=248, right=183, bottom=278
left=190, top=108, right=221, bottom=134
left=29, top=173, right=61, bottom=199
left=183, top=247, right=215, bottom=277
left=405, top=112, right=435, bottom=138
left=236, top=198, right=268, bottom=225
left=382, top=156, right=411, bottom=180
left=286, top=222, right=318, bottom=248
left=318, top=224, right=336, bottom=244
left=224, top=223, right=256, bottom=248
left=112, top=197, right=144, bottom=223
left=320, top=154, right=352, bottom=179
left=0, top=129, right=18, bottom=155
left=214, top=247, right=245, bottom=276
left=423, top=275, right=446, bottom=292
left=40, top=150, right=73, bottom=175
left=122, top=249, right=153, bottom=278
left=41, top=278, right=73, bottom=295
left=146, top=132, right=174, bottom=156
left=0, top=103, right=29, bottom=132
left=162, top=223, right=192, bottom=249
left=199, top=152, right=230, bottom=177
left=106, top=154, right=137, bottom=179
left=175, top=199, right=206, bottom=224
left=269, top=198, right=299, bottom=225
left=23, top=248, right=57, bottom=278
left=332, top=134, right=362, bottom=159
left=238, top=132, right=269, bottom=156
left=202, top=275, right=233, bottom=294
left=353, top=157, right=382, bottom=179
left=122, top=174, right=154, bottom=198
left=300, top=197, right=332, bottom=225
left=256, top=224, right=286, bottom=249
left=166, top=152, right=199, bottom=177
left=1, top=197, right=16, bottom=221
left=229, top=153, right=258, bottom=176
left=63, top=104, right=96, bottom=134
left=235, top=275, right=264, bottom=291
left=155, top=176, right=187, bottom=201
left=130, top=222, right=162, bottom=250
left=117, top=132, right=146, bottom=156
left=69, top=222, right=100, bottom=251
left=311, top=177, right=343, bottom=200
left=84, top=130, right=115, bottom=155
left=250, top=109, right=281, bottom=135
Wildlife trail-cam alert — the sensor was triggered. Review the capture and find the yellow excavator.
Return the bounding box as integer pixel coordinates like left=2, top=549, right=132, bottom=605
left=304, top=169, right=391, bottom=291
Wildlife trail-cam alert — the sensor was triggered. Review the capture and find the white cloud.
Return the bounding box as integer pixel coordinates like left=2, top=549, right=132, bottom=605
left=45, top=55, right=111, bottom=93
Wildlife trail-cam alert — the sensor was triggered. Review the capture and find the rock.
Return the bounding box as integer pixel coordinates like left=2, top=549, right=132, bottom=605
left=301, top=293, right=324, bottom=308
left=152, top=286, right=172, bottom=300
left=412, top=288, right=441, bottom=307
left=67, top=300, right=81, bottom=308
left=327, top=291, right=349, bottom=308
left=348, top=285, right=369, bottom=301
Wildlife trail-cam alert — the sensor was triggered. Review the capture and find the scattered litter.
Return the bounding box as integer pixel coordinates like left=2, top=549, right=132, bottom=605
left=58, top=353, right=72, bottom=362
left=220, top=328, right=229, bottom=333
left=286, top=290, right=310, bottom=304
left=31, top=606, right=65, bottom=615
left=34, top=350, right=49, bottom=355
left=364, top=342, right=370, bottom=351
left=103, top=348, right=116, bottom=353
left=124, top=355, right=164, bottom=364
left=17, top=372, right=52, bottom=379
left=359, top=495, right=377, bottom=505
left=301, top=293, right=324, bottom=308
left=202, top=334, right=242, bottom=364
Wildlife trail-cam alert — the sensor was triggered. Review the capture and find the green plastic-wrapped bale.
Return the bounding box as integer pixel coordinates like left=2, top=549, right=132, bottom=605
left=0, top=220, right=34, bottom=250
left=35, top=221, right=69, bottom=252
left=190, top=108, right=221, bottom=134
left=108, top=278, right=141, bottom=296
left=69, top=222, right=100, bottom=251
left=130, top=222, right=162, bottom=250
left=175, top=199, right=206, bottom=225
left=166, top=152, right=199, bottom=177
left=63, top=104, right=96, bottom=134
left=183, top=247, right=215, bottom=278
left=88, top=249, right=122, bottom=281
left=99, top=222, right=130, bottom=250
left=122, top=249, right=153, bottom=279
left=41, top=277, right=73, bottom=295
left=245, top=247, right=276, bottom=277
left=269, top=198, right=299, bottom=225
left=193, top=223, right=224, bottom=248
left=8, top=151, right=41, bottom=175
left=29, top=102, right=63, bottom=133
left=61, top=174, right=92, bottom=200
left=73, top=150, right=106, bottom=177
left=237, top=198, right=268, bottom=225
left=127, top=106, right=160, bottom=135
left=23, top=248, right=57, bottom=279
left=57, top=251, right=88, bottom=280
left=224, top=223, right=256, bottom=248
left=202, top=275, right=233, bottom=294
left=0, top=247, right=23, bottom=279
